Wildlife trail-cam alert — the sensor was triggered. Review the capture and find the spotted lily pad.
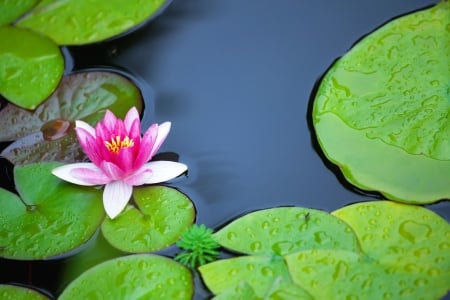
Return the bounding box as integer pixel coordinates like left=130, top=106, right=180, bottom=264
left=0, top=25, right=64, bottom=109
left=101, top=186, right=195, bottom=253
left=312, top=2, right=450, bottom=203
left=0, top=0, right=38, bottom=25
left=332, top=201, right=450, bottom=272
left=285, top=249, right=449, bottom=300
left=59, top=254, right=193, bottom=299
left=0, top=162, right=104, bottom=260
left=0, top=70, right=143, bottom=165
left=0, top=284, right=50, bottom=300
left=213, top=207, right=360, bottom=256
left=16, top=0, right=170, bottom=45
left=199, top=255, right=292, bottom=298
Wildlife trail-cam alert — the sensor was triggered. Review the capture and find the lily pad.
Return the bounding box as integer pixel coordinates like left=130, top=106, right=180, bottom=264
left=0, top=70, right=143, bottom=165
left=16, top=0, right=170, bottom=45
left=332, top=201, right=450, bottom=271
left=0, top=25, right=64, bottom=109
left=0, top=162, right=104, bottom=260
left=213, top=207, right=360, bottom=256
left=101, top=186, right=195, bottom=253
left=285, top=249, right=449, bottom=300
left=0, top=0, right=38, bottom=25
left=59, top=254, right=193, bottom=299
left=312, top=2, right=450, bottom=203
left=0, top=284, right=50, bottom=300
left=199, top=255, right=292, bottom=298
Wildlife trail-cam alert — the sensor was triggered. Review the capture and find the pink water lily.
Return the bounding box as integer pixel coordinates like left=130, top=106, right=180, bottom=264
left=52, top=107, right=188, bottom=219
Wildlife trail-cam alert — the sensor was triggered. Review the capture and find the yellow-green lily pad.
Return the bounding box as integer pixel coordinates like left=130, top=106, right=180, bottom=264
left=332, top=201, right=450, bottom=272
left=58, top=254, right=193, bottom=299
left=101, top=186, right=195, bottom=253
left=285, top=249, right=449, bottom=300
left=312, top=2, right=450, bottom=203
left=213, top=207, right=360, bottom=256
left=0, top=70, right=143, bottom=165
left=0, top=284, right=50, bottom=300
left=16, top=0, right=169, bottom=45
left=0, top=162, right=104, bottom=260
left=0, top=25, right=64, bottom=109
left=0, top=0, right=38, bottom=25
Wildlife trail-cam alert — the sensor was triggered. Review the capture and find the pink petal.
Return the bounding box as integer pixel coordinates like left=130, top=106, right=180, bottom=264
left=149, top=122, right=171, bottom=157
left=133, top=124, right=158, bottom=167
left=116, top=146, right=136, bottom=174
left=103, top=181, right=133, bottom=219
left=136, top=161, right=188, bottom=184
left=102, top=110, right=118, bottom=130
left=52, top=163, right=110, bottom=186
left=123, top=107, right=140, bottom=133
left=99, top=161, right=125, bottom=180
left=75, top=120, right=95, bottom=136
left=123, top=167, right=153, bottom=185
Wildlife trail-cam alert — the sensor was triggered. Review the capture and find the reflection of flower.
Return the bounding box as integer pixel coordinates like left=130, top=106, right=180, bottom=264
left=52, top=107, right=187, bottom=219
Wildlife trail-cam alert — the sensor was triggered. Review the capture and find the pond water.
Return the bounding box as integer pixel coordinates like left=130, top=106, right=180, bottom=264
left=1, top=0, right=449, bottom=299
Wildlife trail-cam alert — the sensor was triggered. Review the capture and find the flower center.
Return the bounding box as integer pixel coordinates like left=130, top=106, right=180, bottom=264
left=105, top=135, right=134, bottom=154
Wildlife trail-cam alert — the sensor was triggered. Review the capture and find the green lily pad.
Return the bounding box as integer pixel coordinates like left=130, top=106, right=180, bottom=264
left=16, top=0, right=169, bottom=45
left=0, top=162, right=104, bottom=260
left=59, top=254, right=193, bottom=299
left=0, top=25, right=64, bottom=109
left=0, top=284, right=50, bottom=300
left=0, top=0, right=38, bottom=25
left=0, top=70, right=143, bottom=165
left=212, top=281, right=258, bottom=300
left=285, top=249, right=449, bottom=300
left=312, top=2, right=450, bottom=203
left=199, top=255, right=292, bottom=298
left=101, top=186, right=195, bottom=253
left=213, top=207, right=360, bottom=256
left=332, top=201, right=450, bottom=271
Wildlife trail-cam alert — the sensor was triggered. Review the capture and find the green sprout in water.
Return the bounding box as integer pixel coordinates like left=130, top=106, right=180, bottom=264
left=175, top=224, right=220, bottom=268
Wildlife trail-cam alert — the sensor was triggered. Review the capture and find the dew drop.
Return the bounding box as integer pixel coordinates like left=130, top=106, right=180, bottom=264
left=250, top=241, right=262, bottom=252
left=260, top=266, right=274, bottom=277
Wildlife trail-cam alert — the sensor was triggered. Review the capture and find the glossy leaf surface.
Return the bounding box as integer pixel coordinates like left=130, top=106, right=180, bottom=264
left=312, top=2, right=450, bottom=203
left=0, top=162, right=104, bottom=260
left=0, top=0, right=38, bottom=25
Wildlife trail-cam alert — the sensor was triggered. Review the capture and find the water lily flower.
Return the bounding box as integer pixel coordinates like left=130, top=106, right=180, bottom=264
left=52, top=107, right=188, bottom=219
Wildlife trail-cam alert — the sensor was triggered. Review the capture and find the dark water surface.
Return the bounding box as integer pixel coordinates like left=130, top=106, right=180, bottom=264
left=1, top=0, right=449, bottom=299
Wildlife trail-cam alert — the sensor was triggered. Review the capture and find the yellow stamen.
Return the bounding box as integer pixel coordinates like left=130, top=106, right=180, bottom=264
left=105, top=136, right=134, bottom=154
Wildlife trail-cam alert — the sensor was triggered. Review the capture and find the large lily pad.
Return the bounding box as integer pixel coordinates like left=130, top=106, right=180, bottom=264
left=0, top=162, right=104, bottom=260
left=332, top=201, right=450, bottom=272
left=101, top=186, right=195, bottom=253
left=0, top=0, right=38, bottom=25
left=59, top=254, right=193, bottom=299
left=312, top=2, right=450, bottom=203
left=0, top=70, right=143, bottom=165
left=285, top=249, right=449, bottom=300
left=213, top=207, right=360, bottom=256
left=0, top=25, right=64, bottom=109
left=16, top=0, right=170, bottom=45
left=0, top=284, right=50, bottom=300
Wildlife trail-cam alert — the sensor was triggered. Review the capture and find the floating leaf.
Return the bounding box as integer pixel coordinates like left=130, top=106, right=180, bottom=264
left=199, top=255, right=291, bottom=298
left=0, top=0, right=38, bottom=25
left=0, top=25, right=64, bottom=109
left=212, top=281, right=258, bottom=300
left=0, top=70, right=143, bottom=165
left=16, top=0, right=170, bottom=45
left=0, top=162, right=104, bottom=260
left=0, top=284, right=50, bottom=300
left=285, top=249, right=449, bottom=300
left=213, top=207, right=360, bottom=256
left=332, top=201, right=450, bottom=271
left=59, top=254, right=193, bottom=299
left=312, top=2, right=450, bottom=203
left=101, top=186, right=195, bottom=253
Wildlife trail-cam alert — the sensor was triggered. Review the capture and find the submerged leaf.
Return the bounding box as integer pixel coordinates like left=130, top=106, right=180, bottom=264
left=59, top=254, right=193, bottom=299
left=101, top=186, right=195, bottom=253
left=213, top=207, right=360, bottom=256
left=0, top=162, right=104, bottom=260
left=17, top=0, right=170, bottom=45
left=0, top=25, right=64, bottom=109
left=0, top=70, right=143, bottom=165
left=312, top=2, right=450, bottom=203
